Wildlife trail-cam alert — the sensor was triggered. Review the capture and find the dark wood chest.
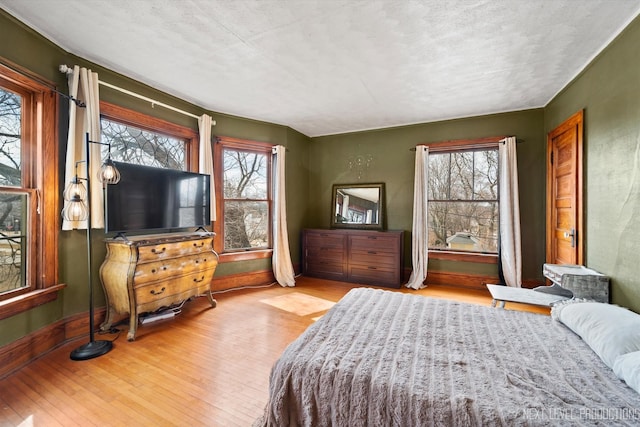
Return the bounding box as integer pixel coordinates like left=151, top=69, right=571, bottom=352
left=302, top=228, right=404, bottom=288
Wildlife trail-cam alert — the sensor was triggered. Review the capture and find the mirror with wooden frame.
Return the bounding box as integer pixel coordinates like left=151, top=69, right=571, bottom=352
left=330, top=183, right=385, bottom=230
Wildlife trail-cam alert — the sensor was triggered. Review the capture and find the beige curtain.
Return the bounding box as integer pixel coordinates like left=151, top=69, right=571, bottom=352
left=198, top=114, right=216, bottom=222
left=499, top=137, right=522, bottom=287
left=272, top=145, right=295, bottom=287
left=62, top=66, right=103, bottom=230
left=406, top=145, right=429, bottom=289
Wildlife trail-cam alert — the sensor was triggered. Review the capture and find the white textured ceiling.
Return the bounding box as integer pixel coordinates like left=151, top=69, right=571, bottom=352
left=2, top=0, right=640, bottom=137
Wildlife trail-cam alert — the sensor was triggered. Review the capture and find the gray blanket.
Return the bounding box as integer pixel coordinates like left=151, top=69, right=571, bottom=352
left=256, top=288, right=640, bottom=426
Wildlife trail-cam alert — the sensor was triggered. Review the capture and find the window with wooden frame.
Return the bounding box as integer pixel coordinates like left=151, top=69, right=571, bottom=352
left=99, top=102, right=199, bottom=172
left=426, top=137, right=500, bottom=264
left=213, top=136, right=273, bottom=261
left=0, top=62, right=61, bottom=319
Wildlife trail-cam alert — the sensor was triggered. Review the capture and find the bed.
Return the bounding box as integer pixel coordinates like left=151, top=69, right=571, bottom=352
left=256, top=288, right=640, bottom=426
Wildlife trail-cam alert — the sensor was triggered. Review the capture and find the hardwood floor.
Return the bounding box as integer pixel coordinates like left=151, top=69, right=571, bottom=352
left=0, top=277, right=548, bottom=426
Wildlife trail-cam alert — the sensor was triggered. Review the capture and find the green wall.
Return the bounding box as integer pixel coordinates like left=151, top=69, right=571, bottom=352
left=1, top=11, right=68, bottom=346
left=545, top=15, right=640, bottom=312
left=310, top=109, right=546, bottom=280
left=2, top=8, right=640, bottom=349
left=0, top=10, right=310, bottom=346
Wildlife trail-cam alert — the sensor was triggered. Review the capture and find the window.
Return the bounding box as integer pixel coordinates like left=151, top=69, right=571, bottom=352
left=99, top=102, right=198, bottom=171
left=0, top=87, right=26, bottom=296
left=214, top=136, right=272, bottom=259
left=427, top=140, right=499, bottom=255
left=0, top=62, right=60, bottom=318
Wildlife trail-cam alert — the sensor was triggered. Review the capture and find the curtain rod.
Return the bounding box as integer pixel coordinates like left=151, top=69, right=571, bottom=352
left=59, top=64, right=216, bottom=126
left=0, top=59, right=87, bottom=107
left=409, top=137, right=524, bottom=151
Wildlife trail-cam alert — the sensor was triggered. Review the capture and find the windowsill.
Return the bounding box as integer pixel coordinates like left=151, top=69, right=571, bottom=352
left=0, top=284, right=66, bottom=321
left=218, top=249, right=273, bottom=263
left=429, top=250, right=498, bottom=264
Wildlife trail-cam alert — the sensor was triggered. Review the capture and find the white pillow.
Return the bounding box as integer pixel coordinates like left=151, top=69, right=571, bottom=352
left=550, top=298, right=592, bottom=320
left=554, top=301, right=640, bottom=368
left=613, top=351, right=640, bottom=394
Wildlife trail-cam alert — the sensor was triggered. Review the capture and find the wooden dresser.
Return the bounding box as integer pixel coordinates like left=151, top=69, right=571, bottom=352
left=302, top=228, right=404, bottom=288
left=99, top=232, right=218, bottom=341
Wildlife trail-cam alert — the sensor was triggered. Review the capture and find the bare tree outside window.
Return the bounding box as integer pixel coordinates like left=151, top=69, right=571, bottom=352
left=101, top=118, right=186, bottom=170
left=223, top=149, right=269, bottom=250
left=0, top=88, right=21, bottom=186
left=0, top=87, right=26, bottom=294
left=0, top=67, right=58, bottom=307
left=428, top=149, right=499, bottom=253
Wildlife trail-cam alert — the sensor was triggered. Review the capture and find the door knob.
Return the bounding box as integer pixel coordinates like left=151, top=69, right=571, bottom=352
left=563, top=229, right=576, bottom=247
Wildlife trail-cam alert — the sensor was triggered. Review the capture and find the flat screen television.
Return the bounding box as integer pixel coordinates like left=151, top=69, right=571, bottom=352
left=105, top=162, right=211, bottom=235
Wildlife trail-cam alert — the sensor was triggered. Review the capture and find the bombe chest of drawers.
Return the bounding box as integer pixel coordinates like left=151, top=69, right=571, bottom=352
left=99, top=232, right=218, bottom=341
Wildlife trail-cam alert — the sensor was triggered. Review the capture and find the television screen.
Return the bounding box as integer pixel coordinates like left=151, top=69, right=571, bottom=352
left=105, top=162, right=211, bottom=234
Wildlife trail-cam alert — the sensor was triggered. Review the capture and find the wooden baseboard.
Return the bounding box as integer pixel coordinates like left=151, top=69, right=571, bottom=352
left=0, top=319, right=65, bottom=379
left=404, top=268, right=544, bottom=291
left=522, top=279, right=546, bottom=289
left=424, top=270, right=499, bottom=291
left=0, top=307, right=107, bottom=380
left=211, top=270, right=276, bottom=292
left=210, top=264, right=300, bottom=293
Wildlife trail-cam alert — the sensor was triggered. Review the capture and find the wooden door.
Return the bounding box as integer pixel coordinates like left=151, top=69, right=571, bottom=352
left=546, top=110, right=584, bottom=265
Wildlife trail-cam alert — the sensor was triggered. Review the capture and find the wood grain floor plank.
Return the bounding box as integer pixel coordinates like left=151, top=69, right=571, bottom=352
left=0, top=393, right=26, bottom=427
left=1, top=376, right=66, bottom=427
left=18, top=365, right=92, bottom=425
left=0, top=277, right=544, bottom=426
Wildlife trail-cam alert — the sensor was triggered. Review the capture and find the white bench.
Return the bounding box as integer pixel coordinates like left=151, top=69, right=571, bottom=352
left=486, top=284, right=570, bottom=308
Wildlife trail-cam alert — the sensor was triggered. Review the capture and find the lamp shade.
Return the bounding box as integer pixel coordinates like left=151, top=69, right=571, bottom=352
left=99, top=158, right=120, bottom=184
left=63, top=178, right=86, bottom=202
left=62, top=197, right=88, bottom=221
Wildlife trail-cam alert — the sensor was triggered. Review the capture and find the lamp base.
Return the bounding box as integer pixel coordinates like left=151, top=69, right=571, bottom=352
left=70, top=339, right=113, bottom=361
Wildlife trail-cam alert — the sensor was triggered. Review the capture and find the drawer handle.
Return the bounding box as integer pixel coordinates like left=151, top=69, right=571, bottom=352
left=367, top=236, right=378, bottom=240
left=193, top=275, right=205, bottom=283
left=151, top=247, right=166, bottom=254
left=193, top=242, right=205, bottom=247
left=367, top=251, right=377, bottom=254
left=367, top=266, right=377, bottom=270
left=150, top=287, right=166, bottom=295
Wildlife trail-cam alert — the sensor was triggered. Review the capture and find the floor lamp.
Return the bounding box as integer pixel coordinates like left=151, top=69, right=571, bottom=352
left=62, top=132, right=120, bottom=361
